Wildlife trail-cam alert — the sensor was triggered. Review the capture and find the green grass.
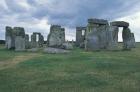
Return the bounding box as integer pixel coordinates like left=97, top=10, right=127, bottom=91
left=0, top=44, right=140, bottom=92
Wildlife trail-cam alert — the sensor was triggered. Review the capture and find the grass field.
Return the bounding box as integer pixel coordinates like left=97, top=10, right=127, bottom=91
left=0, top=44, right=140, bottom=92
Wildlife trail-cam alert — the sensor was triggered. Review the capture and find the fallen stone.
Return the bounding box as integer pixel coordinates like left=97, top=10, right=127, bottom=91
left=27, top=48, right=40, bottom=52
left=43, top=47, right=70, bottom=54
left=62, top=42, right=74, bottom=50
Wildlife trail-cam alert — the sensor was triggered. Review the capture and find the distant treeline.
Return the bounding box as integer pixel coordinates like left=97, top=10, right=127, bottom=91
left=0, top=40, right=5, bottom=44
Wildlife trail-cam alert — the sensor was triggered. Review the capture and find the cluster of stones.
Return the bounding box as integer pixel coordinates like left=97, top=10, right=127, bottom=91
left=45, top=25, right=73, bottom=53
left=31, top=32, right=44, bottom=48
left=76, top=18, right=136, bottom=51
left=5, top=26, right=44, bottom=51
left=5, top=18, right=136, bottom=52
left=5, top=25, right=73, bottom=53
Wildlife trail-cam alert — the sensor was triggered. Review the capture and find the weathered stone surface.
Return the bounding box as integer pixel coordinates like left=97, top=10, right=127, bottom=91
left=43, top=47, right=70, bottom=54
left=122, top=27, right=132, bottom=50
left=5, top=26, right=26, bottom=51
left=15, top=36, right=25, bottom=51
left=107, top=26, right=119, bottom=50
left=88, top=18, right=108, bottom=25
left=85, top=28, right=100, bottom=51
left=5, top=26, right=15, bottom=49
left=47, top=25, right=65, bottom=47
left=25, top=34, right=30, bottom=49
left=129, top=33, right=136, bottom=48
left=62, top=42, right=74, bottom=50
left=31, top=33, right=37, bottom=48
left=98, top=25, right=108, bottom=49
left=38, top=34, right=44, bottom=47
left=111, top=21, right=129, bottom=27
left=14, top=27, right=26, bottom=51
left=27, top=48, right=40, bottom=52
left=76, top=27, right=86, bottom=47
left=31, top=32, right=44, bottom=48
left=13, top=27, right=25, bottom=37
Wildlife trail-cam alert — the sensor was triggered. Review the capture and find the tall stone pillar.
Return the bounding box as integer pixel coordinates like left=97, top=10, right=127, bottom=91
left=14, top=27, right=26, bottom=51
left=122, top=27, right=132, bottom=50
left=5, top=26, right=15, bottom=49
left=25, top=34, right=30, bottom=49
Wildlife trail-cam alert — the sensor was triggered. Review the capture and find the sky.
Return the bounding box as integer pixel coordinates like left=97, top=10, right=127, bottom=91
left=0, top=0, right=140, bottom=41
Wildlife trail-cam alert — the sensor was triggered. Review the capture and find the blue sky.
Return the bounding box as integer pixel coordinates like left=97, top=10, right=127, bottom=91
left=0, top=0, right=140, bottom=41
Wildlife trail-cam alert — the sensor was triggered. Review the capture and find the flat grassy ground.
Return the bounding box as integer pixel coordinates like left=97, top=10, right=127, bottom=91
left=0, top=44, right=140, bottom=92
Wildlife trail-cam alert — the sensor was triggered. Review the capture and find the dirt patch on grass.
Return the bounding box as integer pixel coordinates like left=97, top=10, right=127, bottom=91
left=0, top=53, right=41, bottom=70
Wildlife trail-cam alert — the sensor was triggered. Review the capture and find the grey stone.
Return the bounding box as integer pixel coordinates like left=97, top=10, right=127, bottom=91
left=43, top=47, right=70, bottom=54
left=76, top=27, right=86, bottom=47
left=14, top=27, right=26, bottom=51
left=5, top=26, right=26, bottom=51
left=130, top=33, right=136, bottom=48
left=27, top=48, right=40, bottom=52
left=85, top=28, right=100, bottom=51
left=122, top=27, right=132, bottom=50
left=88, top=18, right=108, bottom=25
left=111, top=21, right=129, bottom=27
left=15, top=36, right=25, bottom=51
left=25, top=34, right=30, bottom=49
left=5, top=26, right=15, bottom=49
left=47, top=25, right=65, bottom=47
left=107, top=26, right=119, bottom=50
left=31, top=32, right=44, bottom=48
left=31, top=33, right=37, bottom=48
left=62, top=42, right=74, bottom=50
left=13, top=27, right=25, bottom=38
left=98, top=25, right=108, bottom=49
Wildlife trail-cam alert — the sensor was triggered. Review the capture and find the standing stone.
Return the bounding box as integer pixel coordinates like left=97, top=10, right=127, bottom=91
left=122, top=27, right=132, bottom=50
left=85, top=28, right=100, bottom=51
left=130, top=33, right=136, bottom=48
left=31, top=33, right=37, bottom=48
left=5, top=26, right=15, bottom=49
left=38, top=34, right=44, bottom=47
left=107, top=26, right=119, bottom=50
left=85, top=18, right=109, bottom=51
left=76, top=27, right=86, bottom=47
left=98, top=25, right=109, bottom=49
left=14, top=27, right=25, bottom=51
left=25, top=34, right=30, bottom=49
left=31, top=32, right=44, bottom=48
left=47, top=25, right=65, bottom=48
left=15, top=36, right=25, bottom=51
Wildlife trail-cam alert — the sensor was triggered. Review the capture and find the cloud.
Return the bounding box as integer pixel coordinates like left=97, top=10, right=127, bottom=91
left=0, top=0, right=140, bottom=41
left=29, top=0, right=140, bottom=27
left=115, top=11, right=140, bottom=42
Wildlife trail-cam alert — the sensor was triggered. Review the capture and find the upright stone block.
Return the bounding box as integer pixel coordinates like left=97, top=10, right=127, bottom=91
left=14, top=27, right=26, bottom=51
left=5, top=26, right=15, bottom=49
left=122, top=27, right=132, bottom=50
left=85, top=28, right=100, bottom=51
left=107, top=26, right=119, bottom=50
left=25, top=34, right=30, bottom=49
left=38, top=34, right=44, bottom=47
left=76, top=27, right=86, bottom=47
left=47, top=25, right=65, bottom=48
left=130, top=33, right=136, bottom=48
left=85, top=18, right=109, bottom=51
left=15, top=36, right=25, bottom=51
